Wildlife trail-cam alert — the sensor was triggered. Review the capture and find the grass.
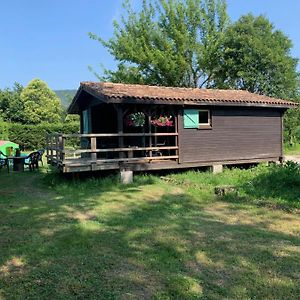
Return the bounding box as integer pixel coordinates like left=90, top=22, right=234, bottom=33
left=170, top=162, right=300, bottom=211
left=284, top=143, right=300, bottom=155
left=0, top=163, right=300, bottom=299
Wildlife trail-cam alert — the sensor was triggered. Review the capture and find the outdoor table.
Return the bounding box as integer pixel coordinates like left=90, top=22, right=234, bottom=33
left=8, top=156, right=26, bottom=172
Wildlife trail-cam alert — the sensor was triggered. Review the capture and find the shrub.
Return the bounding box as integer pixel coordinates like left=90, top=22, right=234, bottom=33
left=5, top=122, right=79, bottom=150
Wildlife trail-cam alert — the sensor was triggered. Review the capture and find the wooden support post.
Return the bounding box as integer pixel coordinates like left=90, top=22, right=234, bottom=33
left=177, top=111, right=183, bottom=163
left=62, top=137, right=66, bottom=162
left=211, top=164, right=223, bottom=174
left=91, top=137, right=97, bottom=162
left=55, top=135, right=59, bottom=163
left=50, top=136, right=54, bottom=162
left=280, top=115, right=284, bottom=163
left=120, top=170, right=133, bottom=184
left=117, top=105, right=125, bottom=158
left=174, top=114, right=179, bottom=162
left=58, top=135, right=64, bottom=162
left=148, top=115, right=152, bottom=157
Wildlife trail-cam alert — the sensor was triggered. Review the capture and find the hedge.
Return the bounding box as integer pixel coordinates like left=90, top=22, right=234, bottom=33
left=0, top=122, right=79, bottom=150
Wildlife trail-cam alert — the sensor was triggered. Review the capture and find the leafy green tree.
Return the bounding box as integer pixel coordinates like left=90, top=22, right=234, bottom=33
left=20, top=79, right=63, bottom=124
left=90, top=1, right=300, bottom=145
left=214, top=14, right=299, bottom=100
left=0, top=83, right=24, bottom=123
left=284, top=104, right=300, bottom=145
left=213, top=14, right=299, bottom=145
left=89, top=0, right=228, bottom=87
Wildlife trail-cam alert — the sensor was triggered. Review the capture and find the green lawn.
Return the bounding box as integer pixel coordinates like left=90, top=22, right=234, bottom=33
left=0, top=164, right=300, bottom=299
left=284, top=143, right=300, bottom=155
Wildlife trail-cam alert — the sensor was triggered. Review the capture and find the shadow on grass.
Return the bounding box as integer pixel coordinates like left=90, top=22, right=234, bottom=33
left=0, top=169, right=299, bottom=299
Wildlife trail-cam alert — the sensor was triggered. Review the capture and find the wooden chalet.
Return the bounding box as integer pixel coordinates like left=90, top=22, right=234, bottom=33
left=46, top=82, right=297, bottom=174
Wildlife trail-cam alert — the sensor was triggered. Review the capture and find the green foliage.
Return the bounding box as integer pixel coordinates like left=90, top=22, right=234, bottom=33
left=214, top=14, right=299, bottom=99
left=284, top=143, right=300, bottom=155
left=6, top=122, right=79, bottom=150
left=20, top=79, right=63, bottom=124
left=0, top=81, right=68, bottom=125
left=125, top=112, right=146, bottom=127
left=90, top=2, right=300, bottom=145
left=64, top=114, right=80, bottom=123
left=0, top=82, right=24, bottom=123
left=91, top=1, right=299, bottom=98
left=0, top=120, right=9, bottom=140
left=284, top=105, right=300, bottom=145
left=89, top=0, right=228, bottom=87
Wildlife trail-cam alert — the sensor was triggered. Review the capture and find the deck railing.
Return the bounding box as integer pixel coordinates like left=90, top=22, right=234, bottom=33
left=46, top=132, right=179, bottom=167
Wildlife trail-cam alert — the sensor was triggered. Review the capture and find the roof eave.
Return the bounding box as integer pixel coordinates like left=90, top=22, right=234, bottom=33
left=67, top=85, right=110, bottom=114
left=104, top=96, right=297, bottom=109
left=67, top=86, right=83, bottom=114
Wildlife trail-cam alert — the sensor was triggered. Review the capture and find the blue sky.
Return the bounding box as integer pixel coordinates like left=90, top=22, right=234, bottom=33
left=1, top=0, right=299, bottom=90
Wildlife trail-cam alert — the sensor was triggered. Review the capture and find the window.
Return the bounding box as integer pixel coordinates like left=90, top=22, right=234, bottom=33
left=183, top=109, right=211, bottom=129
left=198, top=110, right=211, bottom=126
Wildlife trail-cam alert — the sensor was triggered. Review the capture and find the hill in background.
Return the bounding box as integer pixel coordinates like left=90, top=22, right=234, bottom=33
left=55, top=90, right=77, bottom=108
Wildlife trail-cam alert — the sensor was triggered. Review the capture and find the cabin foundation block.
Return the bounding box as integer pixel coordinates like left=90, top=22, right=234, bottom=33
left=120, top=170, right=133, bottom=184
left=212, top=164, right=223, bottom=174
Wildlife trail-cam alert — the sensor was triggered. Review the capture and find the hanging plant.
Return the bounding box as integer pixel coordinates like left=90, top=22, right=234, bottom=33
left=125, top=112, right=145, bottom=127
left=150, top=115, right=174, bottom=127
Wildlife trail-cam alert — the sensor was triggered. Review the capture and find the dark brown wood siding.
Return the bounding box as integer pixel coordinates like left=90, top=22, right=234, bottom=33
left=178, top=107, right=283, bottom=163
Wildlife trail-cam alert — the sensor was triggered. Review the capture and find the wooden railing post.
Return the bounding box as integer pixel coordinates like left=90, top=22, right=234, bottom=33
left=148, top=115, right=152, bottom=157
left=56, top=134, right=60, bottom=163
left=58, top=135, right=65, bottom=163
left=91, top=136, right=97, bottom=162
left=117, top=106, right=125, bottom=158
left=175, top=114, right=179, bottom=162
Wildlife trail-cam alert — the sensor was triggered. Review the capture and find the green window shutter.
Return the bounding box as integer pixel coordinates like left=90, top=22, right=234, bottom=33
left=183, top=109, right=198, bottom=128
left=82, top=109, right=90, bottom=133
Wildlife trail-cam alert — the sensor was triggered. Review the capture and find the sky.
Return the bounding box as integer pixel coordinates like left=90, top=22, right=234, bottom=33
left=1, top=0, right=299, bottom=90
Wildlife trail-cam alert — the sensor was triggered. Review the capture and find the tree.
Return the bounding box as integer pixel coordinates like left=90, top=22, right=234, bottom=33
left=0, top=83, right=24, bottom=123
left=89, top=0, right=228, bottom=88
left=20, top=79, right=63, bottom=124
left=213, top=14, right=299, bottom=100
left=284, top=102, right=300, bottom=145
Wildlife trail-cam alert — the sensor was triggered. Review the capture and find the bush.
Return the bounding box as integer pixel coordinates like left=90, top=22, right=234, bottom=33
left=0, top=121, right=9, bottom=140
left=4, top=122, right=79, bottom=150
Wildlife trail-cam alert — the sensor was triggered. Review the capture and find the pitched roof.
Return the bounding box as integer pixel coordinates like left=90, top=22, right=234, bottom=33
left=68, top=81, right=297, bottom=113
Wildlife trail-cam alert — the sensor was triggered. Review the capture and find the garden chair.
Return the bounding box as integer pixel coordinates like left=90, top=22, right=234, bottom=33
left=24, top=152, right=39, bottom=171
left=37, top=149, right=45, bottom=166
left=0, top=151, right=9, bottom=172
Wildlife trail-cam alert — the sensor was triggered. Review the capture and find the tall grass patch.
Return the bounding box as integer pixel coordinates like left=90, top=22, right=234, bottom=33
left=170, top=162, right=300, bottom=210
